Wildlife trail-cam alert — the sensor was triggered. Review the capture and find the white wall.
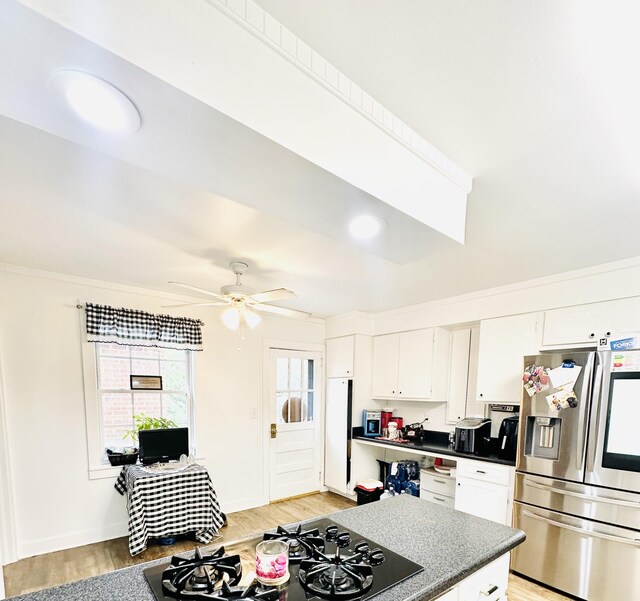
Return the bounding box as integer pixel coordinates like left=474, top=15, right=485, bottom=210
left=373, top=257, right=640, bottom=335
left=0, top=266, right=324, bottom=559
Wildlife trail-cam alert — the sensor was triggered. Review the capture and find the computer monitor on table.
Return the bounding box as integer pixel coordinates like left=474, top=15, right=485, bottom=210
left=138, top=427, right=189, bottom=465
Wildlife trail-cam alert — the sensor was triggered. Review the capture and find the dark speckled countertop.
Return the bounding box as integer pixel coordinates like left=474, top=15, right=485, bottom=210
left=354, top=432, right=517, bottom=466
left=9, top=496, right=525, bottom=601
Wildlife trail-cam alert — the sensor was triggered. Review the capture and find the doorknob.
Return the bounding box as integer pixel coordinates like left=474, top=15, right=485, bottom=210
left=270, top=423, right=277, bottom=439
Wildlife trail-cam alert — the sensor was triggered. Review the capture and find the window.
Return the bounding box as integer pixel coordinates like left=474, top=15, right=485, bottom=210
left=95, top=343, right=194, bottom=456
left=275, top=356, right=315, bottom=424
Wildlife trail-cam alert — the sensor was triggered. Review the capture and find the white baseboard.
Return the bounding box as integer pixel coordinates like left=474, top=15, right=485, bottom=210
left=17, top=522, right=128, bottom=559
left=222, top=496, right=267, bottom=515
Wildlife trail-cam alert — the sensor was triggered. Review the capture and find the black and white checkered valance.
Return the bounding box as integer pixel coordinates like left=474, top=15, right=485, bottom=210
left=85, top=302, right=203, bottom=351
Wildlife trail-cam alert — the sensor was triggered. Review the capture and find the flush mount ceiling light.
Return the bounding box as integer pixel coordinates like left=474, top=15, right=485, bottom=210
left=348, top=215, right=387, bottom=240
left=50, top=70, right=140, bottom=134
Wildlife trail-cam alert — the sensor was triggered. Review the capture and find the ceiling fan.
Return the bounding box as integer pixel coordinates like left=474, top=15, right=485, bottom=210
left=165, top=262, right=311, bottom=330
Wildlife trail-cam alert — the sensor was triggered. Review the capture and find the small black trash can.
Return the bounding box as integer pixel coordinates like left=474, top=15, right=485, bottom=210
left=354, top=480, right=383, bottom=505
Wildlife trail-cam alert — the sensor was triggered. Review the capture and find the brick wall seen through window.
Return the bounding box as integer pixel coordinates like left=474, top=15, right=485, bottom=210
left=96, top=343, right=193, bottom=454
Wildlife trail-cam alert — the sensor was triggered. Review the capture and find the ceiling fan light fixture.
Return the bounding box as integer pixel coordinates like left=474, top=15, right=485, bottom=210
left=222, top=306, right=241, bottom=330
left=348, top=214, right=387, bottom=240
left=51, top=70, right=140, bottom=134
left=244, top=308, right=262, bottom=329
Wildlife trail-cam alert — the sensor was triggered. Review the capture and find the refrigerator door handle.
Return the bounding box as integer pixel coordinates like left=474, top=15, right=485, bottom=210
left=586, top=353, right=604, bottom=472
left=576, top=352, right=597, bottom=471
left=525, top=479, right=640, bottom=508
left=522, top=510, right=640, bottom=546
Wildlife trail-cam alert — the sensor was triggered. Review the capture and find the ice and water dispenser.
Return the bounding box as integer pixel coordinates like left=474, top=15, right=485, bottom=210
left=524, top=416, right=562, bottom=460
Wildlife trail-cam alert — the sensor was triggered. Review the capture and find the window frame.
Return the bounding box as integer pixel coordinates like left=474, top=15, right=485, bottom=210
left=81, top=341, right=197, bottom=479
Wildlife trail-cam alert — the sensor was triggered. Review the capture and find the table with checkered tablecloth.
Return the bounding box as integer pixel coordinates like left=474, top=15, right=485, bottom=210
left=115, top=463, right=225, bottom=555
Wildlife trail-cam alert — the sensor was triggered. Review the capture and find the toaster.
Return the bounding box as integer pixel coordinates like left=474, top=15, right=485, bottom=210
left=454, top=417, right=492, bottom=455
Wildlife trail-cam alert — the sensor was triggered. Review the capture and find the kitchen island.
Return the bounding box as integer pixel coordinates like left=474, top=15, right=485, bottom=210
left=9, top=495, right=525, bottom=601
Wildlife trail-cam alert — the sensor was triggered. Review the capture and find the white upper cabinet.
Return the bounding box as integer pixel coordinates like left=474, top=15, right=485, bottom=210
left=542, top=304, right=603, bottom=346
left=326, top=336, right=355, bottom=378
left=476, top=312, right=541, bottom=404
left=446, top=329, right=472, bottom=424
left=397, top=329, right=435, bottom=399
left=542, top=297, right=640, bottom=347
left=372, top=328, right=451, bottom=401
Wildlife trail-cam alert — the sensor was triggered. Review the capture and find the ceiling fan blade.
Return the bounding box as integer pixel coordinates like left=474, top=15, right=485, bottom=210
left=252, top=303, right=311, bottom=319
left=168, top=281, right=229, bottom=301
left=249, top=288, right=296, bottom=303
left=162, top=302, right=229, bottom=308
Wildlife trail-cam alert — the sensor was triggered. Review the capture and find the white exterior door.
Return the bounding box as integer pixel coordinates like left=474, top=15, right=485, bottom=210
left=268, top=349, right=323, bottom=502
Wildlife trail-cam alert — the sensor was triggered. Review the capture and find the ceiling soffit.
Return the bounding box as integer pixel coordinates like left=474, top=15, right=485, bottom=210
left=18, top=0, right=473, bottom=243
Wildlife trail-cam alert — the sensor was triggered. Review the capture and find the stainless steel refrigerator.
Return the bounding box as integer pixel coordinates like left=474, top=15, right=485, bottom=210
left=512, top=350, right=640, bottom=600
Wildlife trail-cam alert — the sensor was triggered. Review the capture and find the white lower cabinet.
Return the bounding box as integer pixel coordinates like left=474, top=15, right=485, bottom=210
left=434, top=588, right=458, bottom=601
left=433, top=554, right=510, bottom=601
left=457, top=554, right=510, bottom=601
left=454, top=459, right=514, bottom=526
left=420, top=467, right=456, bottom=508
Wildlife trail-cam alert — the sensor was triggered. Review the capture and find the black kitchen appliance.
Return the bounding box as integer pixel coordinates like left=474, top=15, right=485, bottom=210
left=144, top=517, right=423, bottom=601
left=402, top=419, right=428, bottom=442
left=454, top=417, right=492, bottom=455
left=497, top=414, right=519, bottom=461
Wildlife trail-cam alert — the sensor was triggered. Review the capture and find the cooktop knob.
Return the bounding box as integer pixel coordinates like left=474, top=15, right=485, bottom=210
left=368, top=549, right=385, bottom=566
left=325, top=525, right=338, bottom=541
left=336, top=531, right=351, bottom=548
left=354, top=541, right=370, bottom=556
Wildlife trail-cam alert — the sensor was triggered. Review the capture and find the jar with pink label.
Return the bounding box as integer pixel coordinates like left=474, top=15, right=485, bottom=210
left=255, top=540, right=290, bottom=585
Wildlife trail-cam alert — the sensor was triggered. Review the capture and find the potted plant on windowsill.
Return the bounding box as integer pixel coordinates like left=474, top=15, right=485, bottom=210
left=106, top=414, right=178, bottom=466
left=122, top=413, right=179, bottom=444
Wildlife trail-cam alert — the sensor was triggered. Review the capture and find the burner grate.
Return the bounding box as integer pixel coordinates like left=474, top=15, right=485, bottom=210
left=299, top=547, right=380, bottom=600
left=263, top=524, right=325, bottom=563
left=161, top=547, right=242, bottom=598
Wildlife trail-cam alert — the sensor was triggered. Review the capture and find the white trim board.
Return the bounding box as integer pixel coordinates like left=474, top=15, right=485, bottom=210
left=17, top=522, right=128, bottom=559
left=0, top=342, right=17, bottom=565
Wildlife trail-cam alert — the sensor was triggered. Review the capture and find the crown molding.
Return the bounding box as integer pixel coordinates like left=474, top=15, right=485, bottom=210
left=0, top=263, right=325, bottom=325
left=372, top=255, right=640, bottom=320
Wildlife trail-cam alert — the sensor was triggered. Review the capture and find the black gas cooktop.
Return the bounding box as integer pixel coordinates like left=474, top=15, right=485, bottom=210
left=143, top=517, right=423, bottom=601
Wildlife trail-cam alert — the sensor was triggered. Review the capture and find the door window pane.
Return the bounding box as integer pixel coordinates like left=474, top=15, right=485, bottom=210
left=274, top=355, right=316, bottom=423
left=290, top=358, right=302, bottom=389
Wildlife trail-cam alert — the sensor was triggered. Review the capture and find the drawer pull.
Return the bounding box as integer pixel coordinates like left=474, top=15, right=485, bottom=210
left=433, top=496, right=446, bottom=502
left=434, top=479, right=446, bottom=484
left=476, top=470, right=487, bottom=474
left=479, top=584, right=498, bottom=596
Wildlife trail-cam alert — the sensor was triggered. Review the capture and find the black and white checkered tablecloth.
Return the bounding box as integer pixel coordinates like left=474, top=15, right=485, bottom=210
left=115, top=463, right=224, bottom=555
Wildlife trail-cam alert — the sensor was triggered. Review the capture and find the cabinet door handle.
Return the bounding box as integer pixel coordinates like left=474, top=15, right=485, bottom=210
left=479, top=584, right=499, bottom=597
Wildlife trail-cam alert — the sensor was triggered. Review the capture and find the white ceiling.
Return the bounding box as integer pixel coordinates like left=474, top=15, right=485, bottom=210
left=1, top=1, right=640, bottom=317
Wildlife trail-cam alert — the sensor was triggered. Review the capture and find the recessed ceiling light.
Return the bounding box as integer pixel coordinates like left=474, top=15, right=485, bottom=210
left=51, top=70, right=140, bottom=134
left=348, top=215, right=387, bottom=240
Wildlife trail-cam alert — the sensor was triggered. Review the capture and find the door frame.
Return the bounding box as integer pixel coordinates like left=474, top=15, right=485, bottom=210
left=261, top=339, right=325, bottom=505
left=0, top=340, right=18, bottom=566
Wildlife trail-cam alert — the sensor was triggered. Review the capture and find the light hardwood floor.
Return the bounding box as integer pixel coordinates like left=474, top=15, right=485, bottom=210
left=3, top=492, right=570, bottom=601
